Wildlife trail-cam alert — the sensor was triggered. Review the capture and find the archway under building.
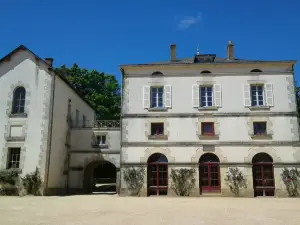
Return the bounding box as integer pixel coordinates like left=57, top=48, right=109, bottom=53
left=83, top=160, right=117, bottom=194
left=252, top=152, right=275, bottom=197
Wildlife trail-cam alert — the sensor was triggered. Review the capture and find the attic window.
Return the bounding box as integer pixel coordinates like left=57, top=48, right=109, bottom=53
left=251, top=69, right=262, bottom=73
left=201, top=70, right=212, bottom=74
left=152, top=71, right=163, bottom=76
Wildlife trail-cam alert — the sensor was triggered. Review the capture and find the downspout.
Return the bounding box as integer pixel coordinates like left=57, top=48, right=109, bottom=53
left=44, top=69, right=56, bottom=194
left=119, top=68, right=125, bottom=195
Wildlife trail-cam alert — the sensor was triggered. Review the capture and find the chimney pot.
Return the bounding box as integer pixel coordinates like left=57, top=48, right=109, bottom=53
left=170, top=44, right=176, bottom=61
left=227, top=41, right=234, bottom=60
left=45, top=58, right=54, bottom=67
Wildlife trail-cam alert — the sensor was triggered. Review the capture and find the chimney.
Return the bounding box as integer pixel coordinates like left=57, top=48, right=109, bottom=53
left=45, top=58, right=54, bottom=67
left=170, top=44, right=176, bottom=61
left=227, top=41, right=234, bottom=60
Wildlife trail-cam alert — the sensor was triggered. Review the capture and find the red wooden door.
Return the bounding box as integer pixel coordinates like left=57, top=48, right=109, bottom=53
left=200, top=163, right=220, bottom=192
left=148, top=163, right=168, bottom=195
left=253, top=163, right=275, bottom=197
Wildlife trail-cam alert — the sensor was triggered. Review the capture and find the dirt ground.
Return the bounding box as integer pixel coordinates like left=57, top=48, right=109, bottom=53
left=0, top=195, right=299, bottom=225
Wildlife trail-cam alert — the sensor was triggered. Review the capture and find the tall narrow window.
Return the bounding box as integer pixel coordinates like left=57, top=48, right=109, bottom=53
left=75, top=110, right=79, bottom=127
left=200, top=86, right=213, bottom=107
left=7, top=148, right=21, bottom=169
left=82, top=115, right=86, bottom=128
left=12, top=87, right=26, bottom=114
left=151, top=87, right=164, bottom=108
left=251, top=85, right=264, bottom=106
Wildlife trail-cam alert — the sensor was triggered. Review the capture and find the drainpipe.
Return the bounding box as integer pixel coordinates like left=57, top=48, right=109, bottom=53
left=44, top=69, right=56, bottom=194
left=119, top=68, right=125, bottom=195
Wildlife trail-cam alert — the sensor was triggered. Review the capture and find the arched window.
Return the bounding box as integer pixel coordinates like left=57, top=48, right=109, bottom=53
left=250, top=69, right=262, bottom=73
left=200, top=70, right=212, bottom=74
left=151, top=71, right=164, bottom=76
left=199, top=153, right=220, bottom=193
left=252, top=153, right=275, bottom=197
left=12, top=87, right=26, bottom=114
left=147, top=153, right=168, bottom=196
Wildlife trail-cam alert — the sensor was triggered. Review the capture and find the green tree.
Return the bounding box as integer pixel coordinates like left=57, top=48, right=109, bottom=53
left=55, top=64, right=121, bottom=120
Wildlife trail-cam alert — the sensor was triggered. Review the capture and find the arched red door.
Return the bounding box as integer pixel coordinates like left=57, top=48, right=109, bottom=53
left=199, top=153, right=220, bottom=193
left=147, top=153, right=168, bottom=196
left=252, top=153, right=275, bottom=197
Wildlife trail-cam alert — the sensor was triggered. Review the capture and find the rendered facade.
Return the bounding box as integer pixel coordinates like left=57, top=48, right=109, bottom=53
left=0, top=42, right=299, bottom=197
left=119, top=41, right=300, bottom=197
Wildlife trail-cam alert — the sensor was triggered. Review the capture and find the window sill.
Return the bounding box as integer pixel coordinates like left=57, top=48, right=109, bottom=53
left=198, top=107, right=219, bottom=111
left=3, top=168, right=22, bottom=174
left=8, top=113, right=28, bottom=118
left=91, top=144, right=109, bottom=149
left=247, top=106, right=270, bottom=111
left=148, top=108, right=168, bottom=112
left=148, top=135, right=168, bottom=140
left=5, top=137, right=25, bottom=142
left=198, top=135, right=219, bottom=140
left=251, top=134, right=272, bottom=140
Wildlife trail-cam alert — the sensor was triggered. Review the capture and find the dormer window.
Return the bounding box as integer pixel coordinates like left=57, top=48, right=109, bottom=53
left=152, top=71, right=163, bottom=76
left=251, top=69, right=262, bottom=73
left=201, top=70, right=212, bottom=74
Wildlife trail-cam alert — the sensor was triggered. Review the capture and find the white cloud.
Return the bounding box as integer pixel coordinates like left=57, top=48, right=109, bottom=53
left=177, top=13, right=202, bottom=30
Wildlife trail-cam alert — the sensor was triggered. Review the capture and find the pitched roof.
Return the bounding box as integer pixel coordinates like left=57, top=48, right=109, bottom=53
left=0, top=45, right=95, bottom=110
left=120, top=56, right=297, bottom=67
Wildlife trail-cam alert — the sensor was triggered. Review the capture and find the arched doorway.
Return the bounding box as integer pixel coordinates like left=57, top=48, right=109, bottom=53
left=83, top=160, right=116, bottom=194
left=147, top=153, right=168, bottom=196
left=252, top=153, right=275, bottom=197
left=199, top=153, right=220, bottom=193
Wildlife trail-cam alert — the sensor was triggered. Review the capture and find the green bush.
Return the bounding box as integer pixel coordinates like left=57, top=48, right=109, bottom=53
left=224, top=167, right=247, bottom=196
left=170, top=168, right=196, bottom=196
left=123, top=167, right=145, bottom=196
left=22, top=167, right=43, bottom=196
left=0, top=169, right=21, bottom=196
left=281, top=168, right=300, bottom=197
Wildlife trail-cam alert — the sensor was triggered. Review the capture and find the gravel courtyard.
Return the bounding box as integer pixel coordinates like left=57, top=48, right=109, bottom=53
left=0, top=195, right=299, bottom=225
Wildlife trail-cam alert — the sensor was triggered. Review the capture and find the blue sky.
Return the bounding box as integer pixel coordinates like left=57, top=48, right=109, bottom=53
left=0, top=0, right=299, bottom=83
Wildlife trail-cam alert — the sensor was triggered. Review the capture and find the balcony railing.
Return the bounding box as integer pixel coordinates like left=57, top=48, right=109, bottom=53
left=72, top=120, right=120, bottom=129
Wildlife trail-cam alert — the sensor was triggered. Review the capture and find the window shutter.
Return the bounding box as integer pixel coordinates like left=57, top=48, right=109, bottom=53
left=243, top=84, right=251, bottom=106
left=213, top=84, right=222, bottom=107
left=265, top=83, right=274, bottom=106
left=192, top=84, right=200, bottom=108
left=143, top=86, right=150, bottom=108
left=164, top=85, right=172, bottom=108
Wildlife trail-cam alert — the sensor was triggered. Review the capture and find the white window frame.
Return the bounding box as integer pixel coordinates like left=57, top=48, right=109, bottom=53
left=150, top=86, right=164, bottom=108
left=200, top=86, right=214, bottom=107
left=251, top=84, right=265, bottom=106
left=96, top=135, right=106, bottom=146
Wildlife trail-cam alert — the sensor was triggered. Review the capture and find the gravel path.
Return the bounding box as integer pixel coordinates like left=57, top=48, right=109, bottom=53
left=0, top=195, right=299, bottom=225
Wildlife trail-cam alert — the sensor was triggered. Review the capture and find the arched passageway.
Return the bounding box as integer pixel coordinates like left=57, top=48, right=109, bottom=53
left=147, top=153, right=168, bottom=196
left=83, top=160, right=117, bottom=194
left=252, top=153, right=275, bottom=197
left=199, top=153, right=220, bottom=193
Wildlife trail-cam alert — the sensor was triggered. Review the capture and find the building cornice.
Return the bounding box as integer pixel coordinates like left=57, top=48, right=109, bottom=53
left=122, top=111, right=298, bottom=118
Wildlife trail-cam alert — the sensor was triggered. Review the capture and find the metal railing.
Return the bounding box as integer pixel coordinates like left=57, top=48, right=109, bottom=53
left=72, top=120, right=120, bottom=129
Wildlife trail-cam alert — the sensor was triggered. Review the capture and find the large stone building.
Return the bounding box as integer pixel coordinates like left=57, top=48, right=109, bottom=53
left=0, top=45, right=120, bottom=195
left=1, top=42, right=299, bottom=197
left=119, top=41, right=299, bottom=197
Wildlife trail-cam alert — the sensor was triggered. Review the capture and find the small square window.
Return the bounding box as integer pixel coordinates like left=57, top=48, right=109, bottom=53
left=151, top=123, right=164, bottom=136
left=253, top=122, right=267, bottom=135
left=96, top=135, right=106, bottom=145
left=151, top=87, right=164, bottom=108
left=251, top=85, right=264, bottom=106
left=201, top=122, right=215, bottom=136
left=200, top=86, right=213, bottom=107
left=7, top=148, right=21, bottom=169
